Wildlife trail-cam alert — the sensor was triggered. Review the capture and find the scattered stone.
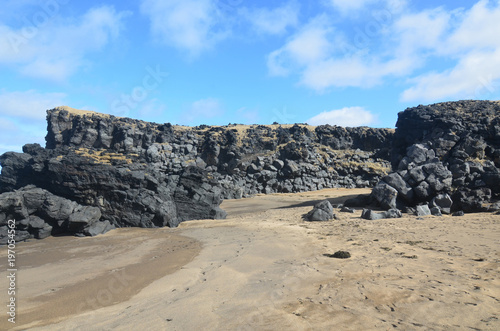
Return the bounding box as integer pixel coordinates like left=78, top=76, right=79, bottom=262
left=452, top=211, right=465, bottom=217
left=415, top=204, right=431, bottom=216
left=340, top=206, right=355, bottom=213
left=306, top=200, right=335, bottom=222
left=430, top=207, right=442, bottom=216
left=361, top=208, right=402, bottom=220
left=324, top=251, right=351, bottom=259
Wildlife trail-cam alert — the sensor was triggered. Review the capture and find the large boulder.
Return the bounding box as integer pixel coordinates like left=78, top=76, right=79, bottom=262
left=430, top=194, right=453, bottom=214
left=371, top=182, right=398, bottom=210
left=306, top=200, right=335, bottom=221
left=0, top=186, right=113, bottom=242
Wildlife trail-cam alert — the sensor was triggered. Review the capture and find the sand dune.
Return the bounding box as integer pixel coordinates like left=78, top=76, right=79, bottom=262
left=1, top=188, right=499, bottom=330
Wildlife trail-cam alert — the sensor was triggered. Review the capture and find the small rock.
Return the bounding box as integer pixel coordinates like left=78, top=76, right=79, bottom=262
left=361, top=208, right=402, bottom=220
left=452, top=210, right=465, bottom=217
left=340, top=206, right=355, bottom=213
left=430, top=207, right=442, bottom=216
left=415, top=204, right=431, bottom=216
left=324, top=251, right=351, bottom=259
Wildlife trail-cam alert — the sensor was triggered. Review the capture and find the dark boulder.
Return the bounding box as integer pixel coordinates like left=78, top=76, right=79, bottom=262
left=371, top=182, right=398, bottom=210
left=415, top=204, right=431, bottom=216
left=306, top=200, right=335, bottom=221
left=0, top=187, right=112, bottom=242
left=430, top=194, right=453, bottom=214
left=361, top=208, right=402, bottom=220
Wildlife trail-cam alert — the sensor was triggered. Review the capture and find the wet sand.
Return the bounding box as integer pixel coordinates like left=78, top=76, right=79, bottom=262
left=0, top=228, right=200, bottom=329
left=1, top=188, right=499, bottom=330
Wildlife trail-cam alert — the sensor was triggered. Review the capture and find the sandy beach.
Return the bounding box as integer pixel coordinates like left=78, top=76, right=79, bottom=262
left=1, top=188, right=499, bottom=330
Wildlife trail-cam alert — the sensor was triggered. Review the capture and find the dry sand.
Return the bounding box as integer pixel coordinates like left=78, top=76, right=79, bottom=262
left=1, top=188, right=499, bottom=330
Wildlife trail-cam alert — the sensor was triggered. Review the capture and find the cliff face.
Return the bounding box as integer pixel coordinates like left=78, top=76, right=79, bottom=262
left=44, top=106, right=394, bottom=197
left=0, top=106, right=393, bottom=241
left=392, top=100, right=500, bottom=167
left=2, top=100, right=498, bottom=242
left=372, top=100, right=500, bottom=213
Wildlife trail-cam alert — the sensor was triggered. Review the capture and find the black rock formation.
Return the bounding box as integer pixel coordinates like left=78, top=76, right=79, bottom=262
left=0, top=106, right=392, bottom=241
left=371, top=100, right=500, bottom=213
left=1, top=100, right=499, bottom=242
left=0, top=186, right=112, bottom=244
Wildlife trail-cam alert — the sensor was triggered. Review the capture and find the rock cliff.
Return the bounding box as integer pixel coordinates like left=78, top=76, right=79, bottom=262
left=0, top=106, right=393, bottom=241
left=1, top=100, right=498, bottom=242
left=372, top=100, right=500, bottom=213
left=44, top=106, right=394, bottom=196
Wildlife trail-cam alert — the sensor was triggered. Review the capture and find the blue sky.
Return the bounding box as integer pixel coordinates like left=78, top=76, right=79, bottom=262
left=1, top=0, right=500, bottom=155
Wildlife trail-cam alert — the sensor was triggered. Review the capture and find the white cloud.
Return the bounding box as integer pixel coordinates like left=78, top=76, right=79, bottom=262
left=267, top=16, right=334, bottom=77
left=181, top=98, right=224, bottom=123
left=0, top=6, right=130, bottom=81
left=0, top=89, right=67, bottom=119
left=307, top=107, right=376, bottom=127
left=400, top=0, right=500, bottom=101
left=268, top=15, right=407, bottom=90
left=268, top=0, right=500, bottom=101
left=401, top=49, right=500, bottom=102
left=325, top=0, right=408, bottom=14
left=0, top=90, right=65, bottom=154
left=301, top=57, right=382, bottom=89
left=141, top=0, right=228, bottom=56
left=243, top=1, right=299, bottom=35
left=392, top=8, right=450, bottom=55
left=445, top=0, right=500, bottom=53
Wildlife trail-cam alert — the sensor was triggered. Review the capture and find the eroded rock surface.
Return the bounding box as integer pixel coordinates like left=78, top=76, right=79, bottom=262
left=371, top=100, right=500, bottom=213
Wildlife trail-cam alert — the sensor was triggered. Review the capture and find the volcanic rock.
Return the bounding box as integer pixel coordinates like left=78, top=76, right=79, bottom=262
left=306, top=200, right=335, bottom=221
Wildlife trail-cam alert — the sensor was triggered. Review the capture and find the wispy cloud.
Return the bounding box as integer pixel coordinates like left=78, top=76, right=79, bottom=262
left=307, top=107, right=376, bottom=127
left=268, top=0, right=500, bottom=101
left=0, top=89, right=65, bottom=154
left=141, top=0, right=229, bottom=56
left=401, top=0, right=500, bottom=101
left=0, top=5, right=130, bottom=81
left=242, top=1, right=299, bottom=35
left=0, top=89, right=66, bottom=119
left=267, top=15, right=334, bottom=77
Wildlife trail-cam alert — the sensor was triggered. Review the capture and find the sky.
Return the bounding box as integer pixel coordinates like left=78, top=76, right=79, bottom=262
left=1, top=0, right=500, bottom=155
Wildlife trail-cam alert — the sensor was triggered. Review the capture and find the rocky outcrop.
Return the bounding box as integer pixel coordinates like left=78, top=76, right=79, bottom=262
left=0, top=143, right=226, bottom=233
left=0, top=186, right=112, bottom=244
left=2, top=100, right=498, bottom=242
left=371, top=100, right=500, bottom=213
left=0, top=106, right=393, bottom=241
left=44, top=106, right=393, bottom=197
